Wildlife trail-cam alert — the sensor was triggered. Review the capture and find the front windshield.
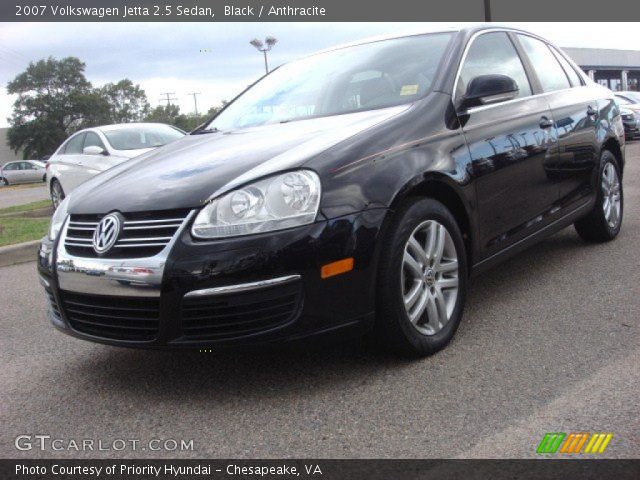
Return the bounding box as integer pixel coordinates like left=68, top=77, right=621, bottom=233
left=103, top=125, right=185, bottom=151
left=205, top=33, right=454, bottom=131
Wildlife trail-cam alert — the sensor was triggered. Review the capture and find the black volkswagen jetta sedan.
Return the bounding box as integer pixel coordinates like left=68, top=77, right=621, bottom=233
left=38, top=26, right=625, bottom=356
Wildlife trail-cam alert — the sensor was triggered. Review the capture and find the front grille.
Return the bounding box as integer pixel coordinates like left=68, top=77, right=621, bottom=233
left=181, top=280, right=302, bottom=339
left=64, top=209, right=189, bottom=258
left=622, top=113, right=634, bottom=121
left=44, top=287, right=61, bottom=320
left=60, top=291, right=160, bottom=341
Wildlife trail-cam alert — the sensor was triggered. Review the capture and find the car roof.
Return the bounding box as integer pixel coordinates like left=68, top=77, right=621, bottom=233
left=96, top=123, right=171, bottom=133
left=309, top=24, right=553, bottom=58
left=71, top=123, right=173, bottom=136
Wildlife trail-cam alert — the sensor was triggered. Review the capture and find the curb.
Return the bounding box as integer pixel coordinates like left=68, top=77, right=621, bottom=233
left=0, top=240, right=40, bottom=267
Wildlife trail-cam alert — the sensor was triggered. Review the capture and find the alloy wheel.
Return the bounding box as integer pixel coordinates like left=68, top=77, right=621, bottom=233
left=401, top=220, right=459, bottom=336
left=51, top=182, right=63, bottom=209
left=602, top=163, right=621, bottom=228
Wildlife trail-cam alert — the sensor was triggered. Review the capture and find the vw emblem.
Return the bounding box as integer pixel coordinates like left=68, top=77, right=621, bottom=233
left=92, top=213, right=122, bottom=253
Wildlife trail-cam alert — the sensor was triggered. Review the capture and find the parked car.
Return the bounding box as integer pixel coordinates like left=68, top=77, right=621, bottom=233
left=619, top=107, right=639, bottom=140
left=1, top=160, right=46, bottom=186
left=39, top=26, right=625, bottom=357
left=615, top=91, right=640, bottom=108
left=46, top=123, right=185, bottom=207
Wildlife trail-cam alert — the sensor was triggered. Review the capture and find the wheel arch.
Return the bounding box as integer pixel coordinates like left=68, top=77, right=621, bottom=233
left=602, top=137, right=624, bottom=177
left=386, top=174, right=476, bottom=269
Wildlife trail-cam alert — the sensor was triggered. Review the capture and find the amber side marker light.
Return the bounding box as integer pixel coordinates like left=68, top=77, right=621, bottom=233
left=321, top=258, right=354, bottom=279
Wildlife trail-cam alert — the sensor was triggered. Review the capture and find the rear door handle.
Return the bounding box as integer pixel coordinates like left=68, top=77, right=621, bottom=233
left=539, top=117, right=553, bottom=129
left=587, top=106, right=597, bottom=117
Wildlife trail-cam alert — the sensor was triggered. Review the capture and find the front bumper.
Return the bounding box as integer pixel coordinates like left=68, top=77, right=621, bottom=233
left=622, top=119, right=639, bottom=138
left=38, top=209, right=387, bottom=349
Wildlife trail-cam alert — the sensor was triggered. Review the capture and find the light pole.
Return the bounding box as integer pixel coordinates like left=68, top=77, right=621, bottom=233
left=250, top=36, right=278, bottom=74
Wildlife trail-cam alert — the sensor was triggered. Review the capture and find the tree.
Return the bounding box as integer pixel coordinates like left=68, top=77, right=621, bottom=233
left=6, top=56, right=109, bottom=159
left=205, top=100, right=228, bottom=119
left=144, top=105, right=200, bottom=132
left=100, top=79, right=150, bottom=123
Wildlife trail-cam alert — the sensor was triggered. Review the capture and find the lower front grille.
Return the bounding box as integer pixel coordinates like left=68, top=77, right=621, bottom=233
left=181, top=280, right=302, bottom=339
left=60, top=291, right=160, bottom=341
left=44, top=287, right=61, bottom=320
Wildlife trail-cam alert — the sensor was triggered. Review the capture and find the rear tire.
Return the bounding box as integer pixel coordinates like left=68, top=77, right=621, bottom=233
left=375, top=198, right=468, bottom=357
left=50, top=179, right=65, bottom=209
left=574, top=150, right=623, bottom=243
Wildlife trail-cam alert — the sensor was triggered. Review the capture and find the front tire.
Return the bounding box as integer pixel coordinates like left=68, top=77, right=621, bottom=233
left=50, top=179, right=65, bottom=209
left=574, top=150, right=623, bottom=242
left=375, top=198, right=468, bottom=357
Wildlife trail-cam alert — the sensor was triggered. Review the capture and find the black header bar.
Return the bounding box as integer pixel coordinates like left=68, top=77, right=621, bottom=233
left=2, top=0, right=640, bottom=22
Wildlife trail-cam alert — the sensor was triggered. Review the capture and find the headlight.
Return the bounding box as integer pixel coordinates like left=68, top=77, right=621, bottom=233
left=192, top=170, right=321, bottom=239
left=48, top=196, right=70, bottom=241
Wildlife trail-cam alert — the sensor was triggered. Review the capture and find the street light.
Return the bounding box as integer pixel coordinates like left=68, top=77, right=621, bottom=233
left=250, top=36, right=278, bottom=74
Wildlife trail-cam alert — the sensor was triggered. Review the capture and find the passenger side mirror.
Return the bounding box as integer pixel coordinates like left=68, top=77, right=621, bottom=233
left=83, top=145, right=107, bottom=156
left=459, top=74, right=519, bottom=110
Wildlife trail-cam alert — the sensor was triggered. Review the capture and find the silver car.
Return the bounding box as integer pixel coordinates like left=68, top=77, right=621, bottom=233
left=46, top=123, right=185, bottom=207
left=0, top=160, right=47, bottom=186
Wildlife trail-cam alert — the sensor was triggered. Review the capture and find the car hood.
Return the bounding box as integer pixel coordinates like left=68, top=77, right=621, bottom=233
left=68, top=105, right=409, bottom=214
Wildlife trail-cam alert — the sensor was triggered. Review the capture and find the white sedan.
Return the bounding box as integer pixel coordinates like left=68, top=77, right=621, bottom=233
left=1, top=160, right=47, bottom=186
left=47, top=123, right=185, bottom=207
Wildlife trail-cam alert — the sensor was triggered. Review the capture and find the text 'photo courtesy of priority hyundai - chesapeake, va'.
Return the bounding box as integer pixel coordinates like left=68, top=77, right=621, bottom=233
left=0, top=1, right=639, bottom=478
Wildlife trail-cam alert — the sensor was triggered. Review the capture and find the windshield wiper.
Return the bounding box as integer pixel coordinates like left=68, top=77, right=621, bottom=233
left=191, top=127, right=221, bottom=135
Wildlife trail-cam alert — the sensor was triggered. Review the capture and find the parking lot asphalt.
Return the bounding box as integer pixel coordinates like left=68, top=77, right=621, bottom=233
left=0, top=183, right=48, bottom=208
left=1, top=144, right=638, bottom=459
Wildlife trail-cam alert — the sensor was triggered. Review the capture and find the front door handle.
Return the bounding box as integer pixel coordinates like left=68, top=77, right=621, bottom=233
left=539, top=117, right=553, bottom=129
left=587, top=105, right=597, bottom=117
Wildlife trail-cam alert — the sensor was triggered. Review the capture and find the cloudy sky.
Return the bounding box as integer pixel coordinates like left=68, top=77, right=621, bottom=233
left=1, top=22, right=639, bottom=127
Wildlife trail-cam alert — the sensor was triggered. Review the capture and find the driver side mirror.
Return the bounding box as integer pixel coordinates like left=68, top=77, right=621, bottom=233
left=83, top=145, right=108, bottom=156
left=458, top=74, right=519, bottom=111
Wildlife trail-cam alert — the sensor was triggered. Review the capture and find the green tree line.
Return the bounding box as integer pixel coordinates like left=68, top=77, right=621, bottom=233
left=6, top=56, right=226, bottom=159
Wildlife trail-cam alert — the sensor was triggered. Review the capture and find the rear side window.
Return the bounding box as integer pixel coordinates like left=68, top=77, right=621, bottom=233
left=3, top=162, right=18, bottom=170
left=518, top=35, right=571, bottom=92
left=63, top=133, right=85, bottom=154
left=457, top=32, right=532, bottom=101
left=550, top=48, right=582, bottom=87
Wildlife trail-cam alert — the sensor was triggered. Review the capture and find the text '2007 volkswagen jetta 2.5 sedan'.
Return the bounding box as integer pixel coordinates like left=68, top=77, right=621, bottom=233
left=38, top=26, right=625, bottom=356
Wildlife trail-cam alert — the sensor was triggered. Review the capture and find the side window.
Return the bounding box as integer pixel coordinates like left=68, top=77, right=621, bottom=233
left=458, top=32, right=532, bottom=100
left=518, top=35, right=571, bottom=92
left=550, top=47, right=582, bottom=87
left=83, top=132, right=106, bottom=151
left=63, top=133, right=85, bottom=154
left=3, top=162, right=17, bottom=171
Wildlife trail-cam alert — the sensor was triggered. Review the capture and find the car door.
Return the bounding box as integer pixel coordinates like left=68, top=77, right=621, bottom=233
left=73, top=131, right=110, bottom=184
left=516, top=35, right=599, bottom=209
left=84, top=132, right=114, bottom=174
left=58, top=132, right=86, bottom=192
left=23, top=161, right=42, bottom=183
left=2, top=162, right=22, bottom=184
left=455, top=31, right=559, bottom=258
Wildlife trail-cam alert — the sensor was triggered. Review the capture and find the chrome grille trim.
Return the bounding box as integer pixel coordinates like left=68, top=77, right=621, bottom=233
left=184, top=275, right=302, bottom=298
left=64, top=210, right=190, bottom=258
